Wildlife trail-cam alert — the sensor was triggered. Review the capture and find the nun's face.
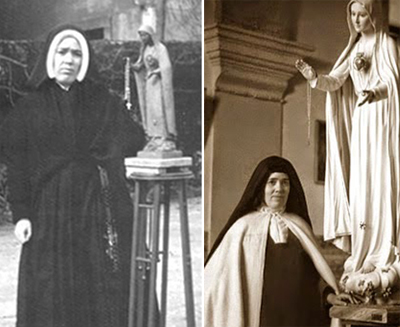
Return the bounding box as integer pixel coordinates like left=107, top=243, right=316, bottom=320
left=53, top=37, right=82, bottom=87
left=264, top=172, right=290, bottom=211
left=350, top=2, right=372, bottom=34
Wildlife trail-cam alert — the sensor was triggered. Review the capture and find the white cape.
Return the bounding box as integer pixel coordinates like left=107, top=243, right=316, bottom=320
left=204, top=211, right=340, bottom=327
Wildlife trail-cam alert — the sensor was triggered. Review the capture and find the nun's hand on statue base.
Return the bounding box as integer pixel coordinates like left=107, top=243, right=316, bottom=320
left=327, top=292, right=361, bottom=306
left=295, top=59, right=317, bottom=81
left=15, top=218, right=32, bottom=244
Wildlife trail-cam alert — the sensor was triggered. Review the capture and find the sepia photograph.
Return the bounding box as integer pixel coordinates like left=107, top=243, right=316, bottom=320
left=204, top=0, right=400, bottom=326
left=0, top=1, right=201, bottom=327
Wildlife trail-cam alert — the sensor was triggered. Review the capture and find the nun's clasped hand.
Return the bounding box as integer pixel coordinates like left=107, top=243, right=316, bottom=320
left=14, top=218, right=32, bottom=244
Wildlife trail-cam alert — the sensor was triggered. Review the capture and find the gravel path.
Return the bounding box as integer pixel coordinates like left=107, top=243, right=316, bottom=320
left=0, top=197, right=203, bottom=327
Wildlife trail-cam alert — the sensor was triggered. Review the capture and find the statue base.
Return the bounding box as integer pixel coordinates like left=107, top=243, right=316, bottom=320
left=125, top=156, right=192, bottom=177
left=330, top=304, right=400, bottom=326
left=137, top=150, right=183, bottom=159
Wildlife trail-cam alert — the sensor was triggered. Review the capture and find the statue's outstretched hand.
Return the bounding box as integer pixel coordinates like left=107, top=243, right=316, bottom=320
left=295, top=59, right=317, bottom=81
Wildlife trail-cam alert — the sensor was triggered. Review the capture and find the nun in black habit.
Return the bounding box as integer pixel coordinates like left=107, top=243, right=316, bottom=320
left=204, top=156, right=350, bottom=327
left=0, top=25, right=145, bottom=327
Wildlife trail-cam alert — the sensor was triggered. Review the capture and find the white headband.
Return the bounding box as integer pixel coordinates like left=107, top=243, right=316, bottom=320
left=46, top=29, right=90, bottom=82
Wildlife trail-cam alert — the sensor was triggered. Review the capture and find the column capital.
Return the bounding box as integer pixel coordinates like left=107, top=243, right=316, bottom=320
left=205, top=23, right=314, bottom=101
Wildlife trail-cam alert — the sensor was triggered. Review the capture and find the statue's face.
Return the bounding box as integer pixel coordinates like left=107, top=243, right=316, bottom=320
left=350, top=2, right=372, bottom=34
left=139, top=31, right=152, bottom=45
left=264, top=172, right=290, bottom=211
left=53, top=37, right=82, bottom=87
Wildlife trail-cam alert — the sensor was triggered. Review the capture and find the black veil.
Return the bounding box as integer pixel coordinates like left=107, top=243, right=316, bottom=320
left=206, top=156, right=311, bottom=264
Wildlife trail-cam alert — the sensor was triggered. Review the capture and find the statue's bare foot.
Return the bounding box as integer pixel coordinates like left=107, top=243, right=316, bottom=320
left=360, top=261, right=376, bottom=274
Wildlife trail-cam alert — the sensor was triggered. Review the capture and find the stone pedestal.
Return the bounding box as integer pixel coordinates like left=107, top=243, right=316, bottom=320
left=125, top=156, right=193, bottom=176
left=204, top=23, right=314, bottom=100
left=330, top=305, right=400, bottom=327
left=125, top=163, right=195, bottom=327
left=137, top=150, right=183, bottom=159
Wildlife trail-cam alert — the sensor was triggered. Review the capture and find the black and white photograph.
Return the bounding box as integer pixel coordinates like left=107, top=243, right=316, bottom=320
left=204, top=0, right=400, bottom=326
left=0, top=1, right=201, bottom=327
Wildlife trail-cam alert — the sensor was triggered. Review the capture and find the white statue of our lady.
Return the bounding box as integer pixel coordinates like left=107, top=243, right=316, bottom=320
left=297, top=0, right=400, bottom=303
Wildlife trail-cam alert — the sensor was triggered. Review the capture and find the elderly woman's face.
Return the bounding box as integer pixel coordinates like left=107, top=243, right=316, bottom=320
left=53, top=37, right=82, bottom=87
left=351, top=2, right=372, bottom=34
left=264, top=172, right=290, bottom=211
